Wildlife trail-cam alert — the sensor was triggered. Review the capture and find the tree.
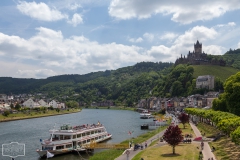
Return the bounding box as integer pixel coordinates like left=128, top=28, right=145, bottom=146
left=15, top=103, right=21, bottom=110
left=163, top=124, right=183, bottom=154
left=10, top=103, right=14, bottom=109
left=212, top=72, right=240, bottom=115
left=2, top=110, right=10, bottom=117
left=178, top=113, right=189, bottom=129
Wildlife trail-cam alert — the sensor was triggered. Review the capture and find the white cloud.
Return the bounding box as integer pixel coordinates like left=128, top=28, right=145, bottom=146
left=108, top=0, right=240, bottom=24
left=17, top=69, right=57, bottom=79
left=204, top=45, right=225, bottom=55
left=147, top=25, right=223, bottom=62
left=238, top=42, right=240, bottom=48
left=160, top=32, right=178, bottom=41
left=143, top=33, right=154, bottom=42
left=128, top=37, right=143, bottom=43
left=17, top=1, right=68, bottom=21
left=0, top=27, right=154, bottom=78
left=67, top=3, right=82, bottom=10
left=0, top=24, right=233, bottom=78
left=217, top=22, right=236, bottom=27
left=67, top=13, right=83, bottom=26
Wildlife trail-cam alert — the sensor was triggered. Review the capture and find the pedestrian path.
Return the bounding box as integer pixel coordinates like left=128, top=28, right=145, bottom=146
left=190, top=122, right=216, bottom=160
left=114, top=128, right=166, bottom=160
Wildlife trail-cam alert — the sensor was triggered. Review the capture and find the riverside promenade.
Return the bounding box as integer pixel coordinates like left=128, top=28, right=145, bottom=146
left=115, top=120, right=216, bottom=160
left=115, top=128, right=166, bottom=160
left=190, top=122, right=216, bottom=160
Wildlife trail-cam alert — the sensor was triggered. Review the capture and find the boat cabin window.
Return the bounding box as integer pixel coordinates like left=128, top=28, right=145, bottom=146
left=95, top=137, right=98, bottom=140
left=60, top=135, right=64, bottom=140
left=56, top=145, right=64, bottom=150
left=52, top=135, right=59, bottom=141
left=64, top=135, right=71, bottom=140
left=77, top=134, right=81, bottom=138
left=78, top=142, right=82, bottom=146
left=87, top=132, right=90, bottom=135
left=99, top=136, right=101, bottom=139
left=95, top=130, right=98, bottom=134
left=82, top=140, right=86, bottom=144
left=87, top=139, right=90, bottom=143
left=43, top=146, right=53, bottom=150
left=73, top=135, right=76, bottom=139
left=82, top=133, right=86, bottom=136
left=66, top=144, right=72, bottom=148
left=91, top=131, right=94, bottom=134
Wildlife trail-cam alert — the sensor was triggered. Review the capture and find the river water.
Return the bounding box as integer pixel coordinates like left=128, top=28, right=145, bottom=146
left=0, top=109, right=154, bottom=160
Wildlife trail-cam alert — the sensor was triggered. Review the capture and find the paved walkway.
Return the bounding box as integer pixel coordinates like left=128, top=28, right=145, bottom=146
left=190, top=122, right=216, bottom=160
left=115, top=128, right=166, bottom=160
left=115, top=118, right=216, bottom=160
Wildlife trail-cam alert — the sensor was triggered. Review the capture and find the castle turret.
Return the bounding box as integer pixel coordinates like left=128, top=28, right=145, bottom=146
left=194, top=40, right=202, bottom=53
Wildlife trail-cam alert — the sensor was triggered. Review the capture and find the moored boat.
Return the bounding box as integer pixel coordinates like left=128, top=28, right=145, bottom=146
left=36, top=122, right=112, bottom=158
left=140, top=110, right=153, bottom=119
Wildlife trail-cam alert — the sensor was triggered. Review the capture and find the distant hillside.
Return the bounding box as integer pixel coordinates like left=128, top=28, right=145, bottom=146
left=0, top=62, right=174, bottom=106
left=192, top=65, right=239, bottom=82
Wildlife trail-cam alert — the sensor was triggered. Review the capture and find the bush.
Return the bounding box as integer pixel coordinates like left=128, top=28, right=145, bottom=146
left=2, top=110, right=10, bottom=117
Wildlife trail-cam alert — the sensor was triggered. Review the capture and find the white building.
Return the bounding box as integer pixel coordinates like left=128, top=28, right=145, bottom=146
left=23, top=98, right=35, bottom=108
left=0, top=94, right=7, bottom=101
left=49, top=100, right=58, bottom=108
left=196, top=75, right=214, bottom=90
left=38, top=99, right=49, bottom=107
left=57, top=103, right=66, bottom=109
left=23, top=98, right=40, bottom=108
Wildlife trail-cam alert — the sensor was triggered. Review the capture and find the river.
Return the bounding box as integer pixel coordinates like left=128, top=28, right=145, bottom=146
left=0, top=109, right=154, bottom=160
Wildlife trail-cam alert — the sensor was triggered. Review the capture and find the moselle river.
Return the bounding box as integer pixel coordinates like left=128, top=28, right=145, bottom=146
left=0, top=109, right=155, bottom=160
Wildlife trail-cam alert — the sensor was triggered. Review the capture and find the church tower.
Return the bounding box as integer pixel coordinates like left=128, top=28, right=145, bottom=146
left=194, top=40, right=202, bottom=53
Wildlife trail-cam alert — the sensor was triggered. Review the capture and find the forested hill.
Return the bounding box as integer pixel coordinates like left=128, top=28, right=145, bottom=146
left=0, top=58, right=239, bottom=106
left=0, top=62, right=173, bottom=103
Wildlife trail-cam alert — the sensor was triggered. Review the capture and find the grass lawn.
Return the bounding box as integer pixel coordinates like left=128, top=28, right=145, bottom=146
left=178, top=123, right=196, bottom=138
left=0, top=109, right=81, bottom=122
left=132, top=142, right=199, bottom=160
left=131, top=123, right=199, bottom=160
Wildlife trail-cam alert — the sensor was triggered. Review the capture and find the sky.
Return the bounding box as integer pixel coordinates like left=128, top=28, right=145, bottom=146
left=0, top=0, right=240, bottom=79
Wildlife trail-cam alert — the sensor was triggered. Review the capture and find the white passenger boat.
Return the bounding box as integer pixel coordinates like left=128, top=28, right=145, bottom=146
left=36, top=122, right=112, bottom=158
left=140, top=110, right=153, bottom=119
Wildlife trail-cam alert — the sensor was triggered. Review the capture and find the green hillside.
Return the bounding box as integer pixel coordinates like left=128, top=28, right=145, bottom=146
left=192, top=65, right=239, bottom=82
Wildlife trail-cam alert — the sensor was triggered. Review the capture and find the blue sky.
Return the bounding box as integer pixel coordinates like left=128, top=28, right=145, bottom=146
left=0, top=0, right=240, bottom=78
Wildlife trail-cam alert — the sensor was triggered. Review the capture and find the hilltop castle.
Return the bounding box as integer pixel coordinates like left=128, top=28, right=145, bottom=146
left=175, top=40, right=226, bottom=66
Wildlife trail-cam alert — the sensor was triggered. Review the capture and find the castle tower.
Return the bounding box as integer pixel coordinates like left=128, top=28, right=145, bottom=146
left=194, top=40, right=202, bottom=53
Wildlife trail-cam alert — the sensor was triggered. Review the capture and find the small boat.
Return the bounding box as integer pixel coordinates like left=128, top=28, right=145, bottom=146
left=36, top=122, right=112, bottom=158
left=140, top=110, right=153, bottom=119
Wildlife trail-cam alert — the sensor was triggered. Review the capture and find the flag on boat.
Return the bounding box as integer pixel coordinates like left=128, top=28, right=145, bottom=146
left=47, top=151, right=54, bottom=158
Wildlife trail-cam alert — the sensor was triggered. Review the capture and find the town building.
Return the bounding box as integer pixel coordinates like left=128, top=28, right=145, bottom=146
left=196, top=75, right=214, bottom=89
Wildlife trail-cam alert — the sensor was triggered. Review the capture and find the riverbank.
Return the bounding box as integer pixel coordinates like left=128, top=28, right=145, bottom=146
left=82, top=106, right=136, bottom=111
left=89, top=115, right=169, bottom=160
left=0, top=109, right=81, bottom=122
